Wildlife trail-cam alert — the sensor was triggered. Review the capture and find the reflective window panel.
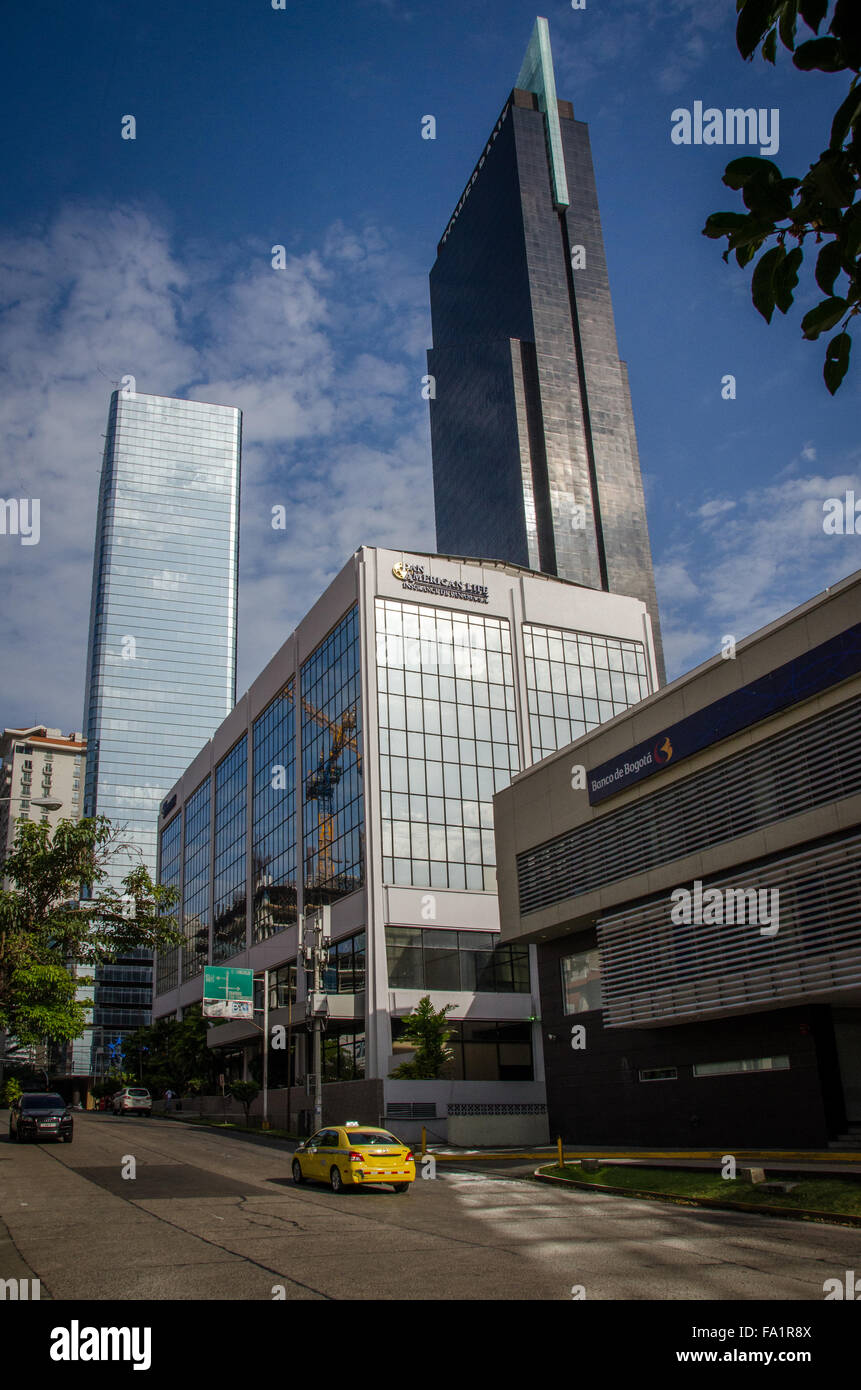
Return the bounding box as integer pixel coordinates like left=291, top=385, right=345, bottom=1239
left=376, top=599, right=519, bottom=891
left=155, top=811, right=182, bottom=994
left=83, top=393, right=240, bottom=889
left=252, top=681, right=297, bottom=943
left=183, top=776, right=211, bottom=979
left=212, top=737, right=247, bottom=962
left=301, top=606, right=364, bottom=907
left=523, top=622, right=651, bottom=762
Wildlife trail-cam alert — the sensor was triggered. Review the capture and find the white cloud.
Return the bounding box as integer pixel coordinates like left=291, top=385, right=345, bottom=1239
left=657, top=467, right=861, bottom=680
left=697, top=498, right=736, bottom=522
left=0, top=203, right=434, bottom=729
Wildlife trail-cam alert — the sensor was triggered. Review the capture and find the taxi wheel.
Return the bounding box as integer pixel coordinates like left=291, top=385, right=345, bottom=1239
left=392, top=1183, right=410, bottom=1194
left=291, top=1159, right=304, bottom=1185
left=330, top=1166, right=344, bottom=1194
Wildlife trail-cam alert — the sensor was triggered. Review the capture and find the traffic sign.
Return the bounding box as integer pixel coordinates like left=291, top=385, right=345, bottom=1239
left=202, top=966, right=254, bottom=1020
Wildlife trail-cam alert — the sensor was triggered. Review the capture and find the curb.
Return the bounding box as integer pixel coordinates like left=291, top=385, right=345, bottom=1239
left=157, top=1112, right=299, bottom=1153
left=532, top=1168, right=861, bottom=1229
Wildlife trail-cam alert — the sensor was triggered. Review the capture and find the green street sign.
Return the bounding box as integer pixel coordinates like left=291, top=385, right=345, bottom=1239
left=203, top=966, right=254, bottom=1020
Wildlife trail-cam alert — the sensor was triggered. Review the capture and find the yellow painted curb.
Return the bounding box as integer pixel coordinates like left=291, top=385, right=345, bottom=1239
left=432, top=1149, right=861, bottom=1163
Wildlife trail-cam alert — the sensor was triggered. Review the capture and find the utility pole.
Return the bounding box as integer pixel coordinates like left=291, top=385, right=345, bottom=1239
left=262, top=967, right=269, bottom=1129
left=285, top=968, right=294, bottom=1137
left=301, top=905, right=330, bottom=1133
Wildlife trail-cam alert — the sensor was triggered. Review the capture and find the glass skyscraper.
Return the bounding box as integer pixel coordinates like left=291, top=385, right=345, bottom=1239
left=80, top=389, right=241, bottom=1073
left=428, top=17, right=665, bottom=680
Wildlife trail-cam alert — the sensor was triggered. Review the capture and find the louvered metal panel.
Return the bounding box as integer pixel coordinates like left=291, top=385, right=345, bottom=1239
left=597, top=832, right=861, bottom=1028
left=517, top=694, right=861, bottom=916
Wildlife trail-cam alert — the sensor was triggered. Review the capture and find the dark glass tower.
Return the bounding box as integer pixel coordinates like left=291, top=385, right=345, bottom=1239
left=428, top=17, right=665, bottom=680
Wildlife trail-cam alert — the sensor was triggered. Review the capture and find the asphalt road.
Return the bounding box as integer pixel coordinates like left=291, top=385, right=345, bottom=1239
left=1, top=1112, right=858, bottom=1301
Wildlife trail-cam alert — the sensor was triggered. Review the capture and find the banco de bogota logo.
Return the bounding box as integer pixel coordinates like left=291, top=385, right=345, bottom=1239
left=654, top=736, right=673, bottom=765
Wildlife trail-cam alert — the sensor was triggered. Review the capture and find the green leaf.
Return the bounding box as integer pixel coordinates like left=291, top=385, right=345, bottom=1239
left=824, top=331, right=852, bottom=393
left=763, top=26, right=778, bottom=62
left=743, top=173, right=798, bottom=219
left=779, top=0, right=799, bottom=50
left=830, top=0, right=861, bottom=68
left=727, top=216, right=774, bottom=251
left=703, top=211, right=750, bottom=238
left=830, top=83, right=861, bottom=151
left=793, top=36, right=847, bottom=70
left=798, top=0, right=828, bottom=35
left=751, top=244, right=786, bottom=321
left=802, top=295, right=849, bottom=338
left=737, top=0, right=780, bottom=59
left=803, top=151, right=857, bottom=208
left=841, top=204, right=861, bottom=261
left=816, top=239, right=845, bottom=294
left=774, top=245, right=804, bottom=311
left=723, top=156, right=783, bottom=189
left=736, top=241, right=760, bottom=267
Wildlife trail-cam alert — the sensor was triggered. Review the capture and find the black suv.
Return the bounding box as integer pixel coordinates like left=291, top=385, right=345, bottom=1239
left=9, top=1093, right=74, bottom=1144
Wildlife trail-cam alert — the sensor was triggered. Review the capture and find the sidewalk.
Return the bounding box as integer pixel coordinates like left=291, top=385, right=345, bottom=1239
left=427, top=1144, right=861, bottom=1176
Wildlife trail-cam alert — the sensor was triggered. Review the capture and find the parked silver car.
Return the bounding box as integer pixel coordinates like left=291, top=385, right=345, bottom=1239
left=112, top=1087, right=152, bottom=1116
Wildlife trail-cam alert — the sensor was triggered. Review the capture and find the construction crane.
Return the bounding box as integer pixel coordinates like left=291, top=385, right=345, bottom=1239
left=302, top=700, right=362, bottom=900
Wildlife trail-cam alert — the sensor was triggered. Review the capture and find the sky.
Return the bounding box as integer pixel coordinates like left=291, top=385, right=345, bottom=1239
left=1, top=0, right=858, bottom=734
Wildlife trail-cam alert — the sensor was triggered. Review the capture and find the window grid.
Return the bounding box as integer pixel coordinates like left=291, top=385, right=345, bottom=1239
left=391, top=1017, right=533, bottom=1081
left=322, top=931, right=366, bottom=993
left=183, top=777, right=211, bottom=980
left=252, top=681, right=297, bottom=943
left=301, top=607, right=364, bottom=907
left=523, top=623, right=650, bottom=761
left=156, top=812, right=182, bottom=994
left=213, top=738, right=247, bottom=962
left=386, top=927, right=530, bottom=993
left=376, top=599, right=519, bottom=891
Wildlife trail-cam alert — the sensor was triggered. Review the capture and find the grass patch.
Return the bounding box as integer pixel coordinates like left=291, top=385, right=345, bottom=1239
left=163, top=1113, right=301, bottom=1143
left=540, top=1164, right=861, bottom=1218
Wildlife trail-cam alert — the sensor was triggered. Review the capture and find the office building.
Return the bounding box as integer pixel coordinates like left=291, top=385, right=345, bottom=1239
left=154, top=546, right=658, bottom=1143
left=80, top=389, right=242, bottom=1074
left=0, top=725, right=86, bottom=867
left=428, top=17, right=665, bottom=680
left=0, top=726, right=86, bottom=1079
left=494, top=569, right=861, bottom=1149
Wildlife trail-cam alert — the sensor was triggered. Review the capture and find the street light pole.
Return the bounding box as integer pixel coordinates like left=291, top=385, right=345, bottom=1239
left=301, top=906, right=330, bottom=1134
left=262, top=968, right=269, bottom=1130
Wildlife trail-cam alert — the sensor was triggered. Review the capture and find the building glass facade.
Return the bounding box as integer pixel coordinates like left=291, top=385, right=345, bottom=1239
left=523, top=623, right=651, bottom=761
left=83, top=391, right=241, bottom=885
left=252, top=681, right=297, bottom=943
left=376, top=598, right=518, bottom=890
left=322, top=930, right=366, bottom=993
left=152, top=547, right=656, bottom=1138
left=213, top=739, right=247, bottom=963
left=155, top=811, right=183, bottom=995
left=301, top=607, right=363, bottom=907
left=386, top=927, right=529, bottom=993
left=78, top=389, right=239, bottom=1073
left=428, top=24, right=665, bottom=679
left=183, top=777, right=211, bottom=979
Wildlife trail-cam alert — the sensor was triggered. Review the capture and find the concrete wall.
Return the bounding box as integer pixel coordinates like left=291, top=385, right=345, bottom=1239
left=447, top=1113, right=550, bottom=1146
left=175, top=1079, right=384, bottom=1133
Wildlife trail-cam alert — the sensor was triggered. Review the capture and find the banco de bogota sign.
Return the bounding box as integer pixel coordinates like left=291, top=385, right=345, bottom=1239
left=393, top=561, right=489, bottom=605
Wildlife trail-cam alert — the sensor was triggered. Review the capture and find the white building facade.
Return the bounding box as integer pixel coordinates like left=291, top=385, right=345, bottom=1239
left=154, top=547, right=657, bottom=1142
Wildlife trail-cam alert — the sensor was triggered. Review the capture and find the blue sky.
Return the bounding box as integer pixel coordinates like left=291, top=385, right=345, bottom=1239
left=1, top=0, right=858, bottom=731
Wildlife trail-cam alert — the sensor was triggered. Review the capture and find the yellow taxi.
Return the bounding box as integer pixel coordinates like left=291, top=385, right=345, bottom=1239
left=291, top=1122, right=416, bottom=1194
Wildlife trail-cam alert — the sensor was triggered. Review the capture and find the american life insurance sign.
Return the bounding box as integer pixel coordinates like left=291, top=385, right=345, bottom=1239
left=392, top=560, right=489, bottom=605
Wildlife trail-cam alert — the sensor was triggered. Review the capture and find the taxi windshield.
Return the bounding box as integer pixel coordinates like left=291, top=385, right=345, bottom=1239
left=349, top=1132, right=402, bottom=1147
